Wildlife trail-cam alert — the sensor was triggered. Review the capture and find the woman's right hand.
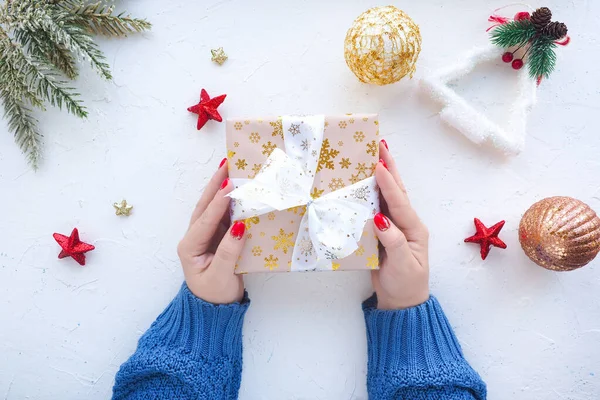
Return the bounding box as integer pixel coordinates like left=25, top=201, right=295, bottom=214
left=371, top=140, right=430, bottom=310
left=177, top=159, right=247, bottom=304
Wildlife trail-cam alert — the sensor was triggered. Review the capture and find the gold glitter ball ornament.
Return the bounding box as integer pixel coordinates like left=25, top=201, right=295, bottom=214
left=519, top=196, right=600, bottom=271
left=344, top=6, right=422, bottom=85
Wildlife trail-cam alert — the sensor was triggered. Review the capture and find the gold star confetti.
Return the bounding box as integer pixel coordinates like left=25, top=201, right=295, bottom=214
left=227, top=150, right=236, bottom=159
left=113, top=199, right=133, bottom=216
left=211, top=47, right=228, bottom=65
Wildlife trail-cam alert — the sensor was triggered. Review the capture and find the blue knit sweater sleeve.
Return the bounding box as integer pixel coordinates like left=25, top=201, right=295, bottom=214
left=363, top=294, right=487, bottom=400
left=112, top=283, right=249, bottom=400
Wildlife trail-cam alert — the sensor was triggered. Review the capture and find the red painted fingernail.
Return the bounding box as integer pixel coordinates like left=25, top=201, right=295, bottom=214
left=230, top=221, right=246, bottom=239
left=380, top=139, right=388, bottom=150
left=374, top=213, right=390, bottom=231
left=219, top=157, right=227, bottom=168
left=379, top=159, right=388, bottom=170
left=220, top=178, right=229, bottom=190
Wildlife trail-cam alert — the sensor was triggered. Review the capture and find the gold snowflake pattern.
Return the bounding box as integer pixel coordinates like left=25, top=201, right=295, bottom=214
left=249, top=163, right=261, bottom=178
left=338, top=121, right=347, bottom=129
left=234, top=141, right=239, bottom=148
left=353, top=131, right=365, bottom=142
left=262, top=141, right=277, bottom=156
left=338, top=140, right=344, bottom=147
left=329, top=178, right=345, bottom=191
left=267, top=212, right=276, bottom=220
left=354, top=245, right=365, bottom=256
left=370, top=162, right=377, bottom=176
left=272, top=228, right=294, bottom=254
left=288, top=123, right=301, bottom=136
left=270, top=118, right=283, bottom=138
left=367, top=254, right=379, bottom=269
left=235, top=159, right=247, bottom=170
left=324, top=121, right=330, bottom=127
left=339, top=158, right=351, bottom=169
left=355, top=163, right=368, bottom=176
left=249, top=132, right=261, bottom=143
left=234, top=122, right=243, bottom=130
left=244, top=120, right=250, bottom=125
left=366, top=140, right=378, bottom=157
left=349, top=174, right=361, bottom=184
left=349, top=118, right=355, bottom=124
left=247, top=233, right=253, bottom=239
left=310, top=187, right=324, bottom=199
left=331, top=261, right=340, bottom=271
left=264, top=254, right=279, bottom=270
left=316, top=138, right=340, bottom=172
left=362, top=117, right=369, bottom=122
left=244, top=216, right=260, bottom=230
left=287, top=205, right=307, bottom=216
left=260, top=232, right=266, bottom=237
left=227, top=150, right=236, bottom=159
left=251, top=246, right=263, bottom=257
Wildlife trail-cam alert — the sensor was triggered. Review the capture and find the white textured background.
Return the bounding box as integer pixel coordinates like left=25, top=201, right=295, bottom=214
left=1, top=1, right=599, bottom=399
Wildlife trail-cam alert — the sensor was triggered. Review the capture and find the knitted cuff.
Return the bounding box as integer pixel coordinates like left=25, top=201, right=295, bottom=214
left=363, top=294, right=465, bottom=373
left=141, top=283, right=250, bottom=361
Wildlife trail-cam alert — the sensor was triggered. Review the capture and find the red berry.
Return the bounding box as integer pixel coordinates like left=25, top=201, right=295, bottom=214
left=512, top=59, right=524, bottom=70
left=514, top=11, right=531, bottom=21
left=502, top=52, right=514, bottom=63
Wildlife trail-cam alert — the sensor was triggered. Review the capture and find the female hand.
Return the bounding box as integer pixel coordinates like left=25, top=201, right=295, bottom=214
left=372, top=141, right=430, bottom=310
left=177, top=159, right=247, bottom=304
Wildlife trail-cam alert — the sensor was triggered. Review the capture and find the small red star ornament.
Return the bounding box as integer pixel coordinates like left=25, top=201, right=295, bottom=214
left=464, top=218, right=507, bottom=260
left=53, top=228, right=95, bottom=266
left=187, top=89, right=226, bottom=130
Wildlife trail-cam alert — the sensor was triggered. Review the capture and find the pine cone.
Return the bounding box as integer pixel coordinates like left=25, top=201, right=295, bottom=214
left=531, top=7, right=552, bottom=30
left=542, top=21, right=568, bottom=40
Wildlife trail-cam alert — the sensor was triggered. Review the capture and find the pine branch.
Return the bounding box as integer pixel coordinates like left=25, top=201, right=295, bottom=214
left=491, top=20, right=537, bottom=48
left=0, top=90, right=42, bottom=168
left=528, top=36, right=557, bottom=79
left=12, top=2, right=112, bottom=80
left=14, top=28, right=78, bottom=79
left=63, top=2, right=152, bottom=37
left=3, top=37, right=87, bottom=118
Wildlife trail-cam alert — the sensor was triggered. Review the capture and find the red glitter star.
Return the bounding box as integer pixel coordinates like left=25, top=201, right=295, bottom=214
left=464, top=218, right=507, bottom=260
left=53, top=228, right=95, bottom=266
left=187, top=89, right=226, bottom=130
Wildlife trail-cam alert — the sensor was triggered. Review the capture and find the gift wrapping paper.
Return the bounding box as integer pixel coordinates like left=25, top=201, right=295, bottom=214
left=226, top=114, right=380, bottom=273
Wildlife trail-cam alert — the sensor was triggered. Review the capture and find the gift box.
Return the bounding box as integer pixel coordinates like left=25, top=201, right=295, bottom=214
left=226, top=114, right=380, bottom=273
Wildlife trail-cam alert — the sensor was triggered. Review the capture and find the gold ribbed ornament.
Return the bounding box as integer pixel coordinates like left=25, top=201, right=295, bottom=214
left=519, top=197, right=600, bottom=271
left=344, top=6, right=422, bottom=85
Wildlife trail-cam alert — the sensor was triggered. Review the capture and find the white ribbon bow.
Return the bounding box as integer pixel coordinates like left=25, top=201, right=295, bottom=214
left=229, top=115, right=379, bottom=271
